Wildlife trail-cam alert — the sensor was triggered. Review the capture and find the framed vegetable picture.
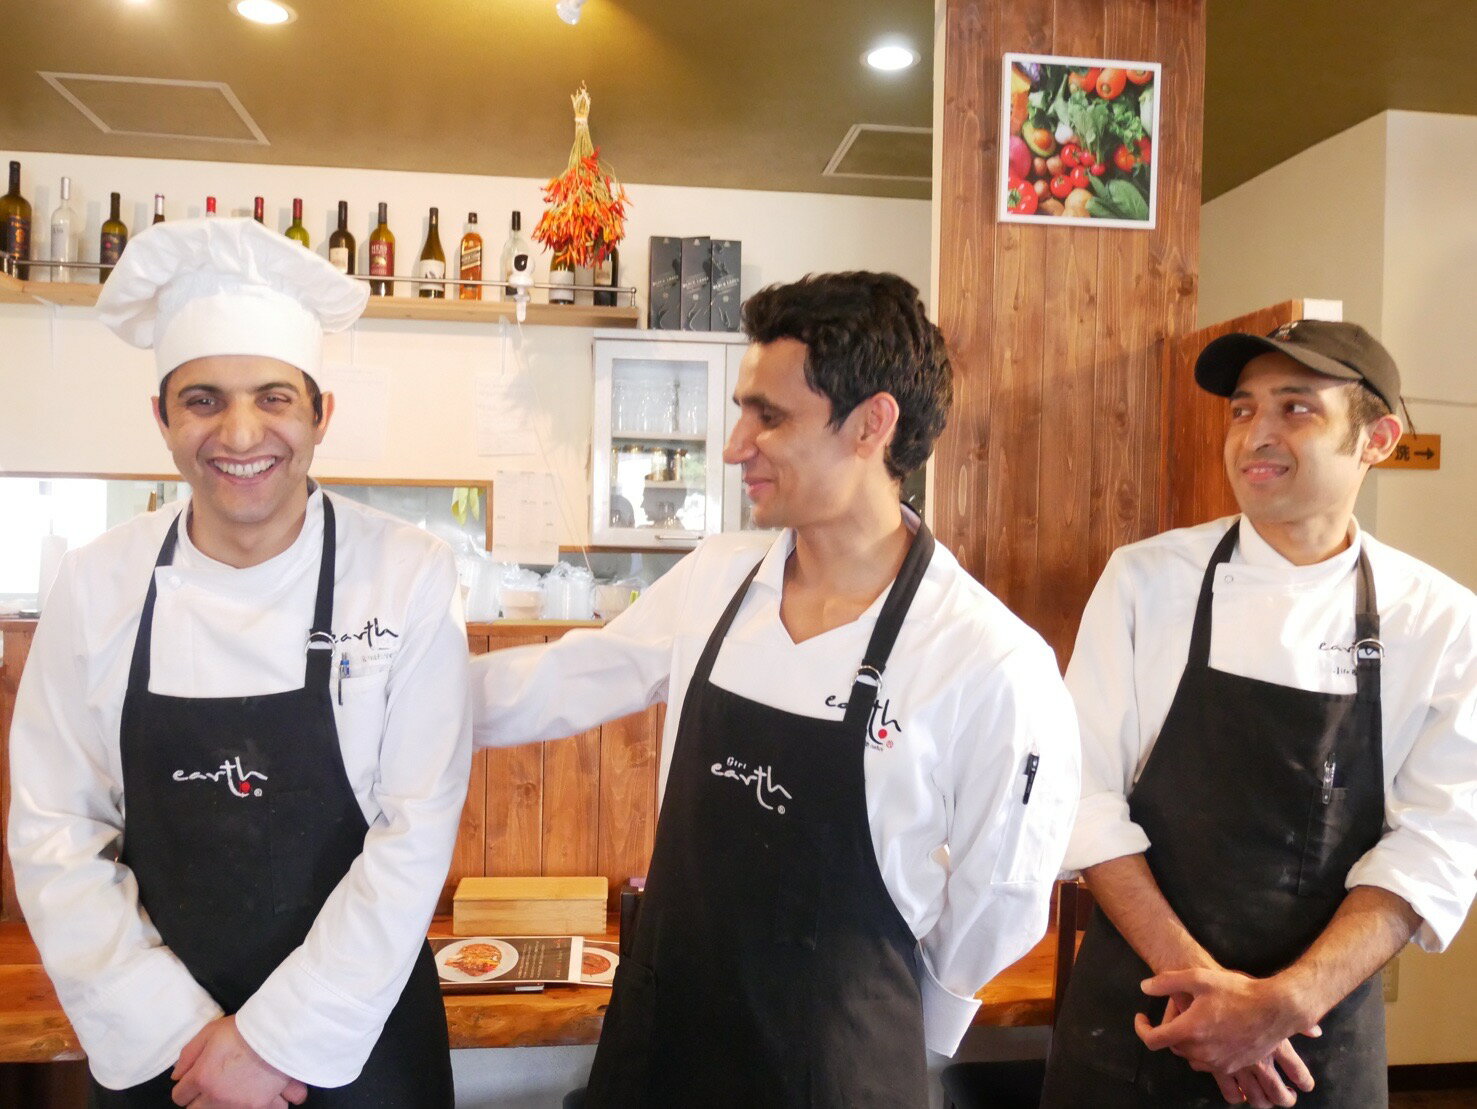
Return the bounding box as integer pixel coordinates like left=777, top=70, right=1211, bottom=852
left=999, top=53, right=1161, bottom=229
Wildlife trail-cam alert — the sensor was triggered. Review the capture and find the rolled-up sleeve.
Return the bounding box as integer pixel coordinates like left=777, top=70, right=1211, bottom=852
left=1062, top=551, right=1153, bottom=872
left=234, top=545, right=472, bottom=1087
left=918, top=639, right=1081, bottom=1055
left=1346, top=609, right=1477, bottom=952
left=8, top=555, right=224, bottom=1090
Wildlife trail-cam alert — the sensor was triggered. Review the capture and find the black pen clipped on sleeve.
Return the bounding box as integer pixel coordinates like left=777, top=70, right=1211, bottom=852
left=1022, top=752, right=1040, bottom=804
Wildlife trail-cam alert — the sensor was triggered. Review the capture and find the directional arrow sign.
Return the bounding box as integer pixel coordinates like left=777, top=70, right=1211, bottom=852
left=1376, top=433, right=1442, bottom=471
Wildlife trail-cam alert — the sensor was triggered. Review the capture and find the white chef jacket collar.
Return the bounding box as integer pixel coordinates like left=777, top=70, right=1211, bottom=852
left=751, top=504, right=924, bottom=597
left=172, top=483, right=326, bottom=590
left=1235, top=514, right=1363, bottom=580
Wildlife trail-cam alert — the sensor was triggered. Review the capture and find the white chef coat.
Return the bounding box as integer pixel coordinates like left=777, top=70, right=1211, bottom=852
left=1065, top=515, right=1477, bottom=952
left=7, top=488, right=472, bottom=1090
left=471, top=516, right=1082, bottom=1056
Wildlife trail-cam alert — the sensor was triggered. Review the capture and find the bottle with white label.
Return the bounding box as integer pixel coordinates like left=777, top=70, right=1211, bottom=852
left=328, top=201, right=356, bottom=274
left=499, top=211, right=533, bottom=300
left=47, top=176, right=77, bottom=283
left=549, top=252, right=575, bottom=304
left=415, top=206, right=446, bottom=298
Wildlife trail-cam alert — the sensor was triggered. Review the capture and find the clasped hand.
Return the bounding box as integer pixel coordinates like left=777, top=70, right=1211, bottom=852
left=1136, top=967, right=1322, bottom=1109
left=169, top=1016, right=308, bottom=1109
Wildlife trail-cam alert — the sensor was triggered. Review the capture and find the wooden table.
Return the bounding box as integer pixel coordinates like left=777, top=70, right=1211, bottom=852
left=0, top=916, right=1061, bottom=1063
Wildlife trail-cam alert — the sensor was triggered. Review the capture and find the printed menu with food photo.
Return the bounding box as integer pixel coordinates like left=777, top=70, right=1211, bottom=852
left=999, top=53, right=1161, bottom=229
left=433, top=935, right=577, bottom=993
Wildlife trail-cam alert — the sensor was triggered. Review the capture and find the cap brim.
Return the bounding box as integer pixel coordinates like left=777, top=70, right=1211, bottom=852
left=1193, top=332, right=1363, bottom=397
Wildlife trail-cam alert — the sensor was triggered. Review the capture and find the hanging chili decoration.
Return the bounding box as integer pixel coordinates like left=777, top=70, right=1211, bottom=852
left=533, top=84, right=630, bottom=268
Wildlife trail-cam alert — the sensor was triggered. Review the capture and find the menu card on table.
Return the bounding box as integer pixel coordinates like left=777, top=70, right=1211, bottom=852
left=432, top=935, right=620, bottom=993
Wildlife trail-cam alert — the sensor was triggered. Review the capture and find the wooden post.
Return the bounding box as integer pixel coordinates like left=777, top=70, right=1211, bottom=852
left=933, top=0, right=1206, bottom=664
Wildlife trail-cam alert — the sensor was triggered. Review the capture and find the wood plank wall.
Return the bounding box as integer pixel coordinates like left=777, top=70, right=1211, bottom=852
left=934, top=0, right=1207, bottom=664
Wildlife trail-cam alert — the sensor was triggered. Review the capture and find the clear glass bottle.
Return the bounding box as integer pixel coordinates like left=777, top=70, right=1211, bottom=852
left=48, top=176, right=77, bottom=283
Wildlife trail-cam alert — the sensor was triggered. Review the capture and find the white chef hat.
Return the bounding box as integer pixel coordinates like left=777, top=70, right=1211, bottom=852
left=96, top=216, right=368, bottom=384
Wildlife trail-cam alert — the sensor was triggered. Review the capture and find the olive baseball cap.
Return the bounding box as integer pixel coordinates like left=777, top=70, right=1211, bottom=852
left=1193, top=320, right=1401, bottom=412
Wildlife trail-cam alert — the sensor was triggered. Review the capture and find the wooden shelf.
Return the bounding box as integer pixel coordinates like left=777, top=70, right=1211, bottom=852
left=0, top=280, right=642, bottom=329
left=0, top=272, right=28, bottom=304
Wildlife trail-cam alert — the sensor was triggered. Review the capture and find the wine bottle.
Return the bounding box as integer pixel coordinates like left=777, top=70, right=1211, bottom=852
left=286, top=197, right=310, bottom=247
left=594, top=240, right=619, bottom=306
left=500, top=211, right=532, bottom=299
left=414, top=207, right=446, bottom=297
left=253, top=196, right=265, bottom=224
left=328, top=200, right=356, bottom=275
left=549, top=252, right=575, bottom=305
left=152, top=194, right=165, bottom=225
left=1, top=161, right=32, bottom=279
left=368, top=201, right=394, bottom=296
left=48, top=176, right=77, bottom=284
left=205, top=196, right=217, bottom=216
left=458, top=212, right=482, bottom=300
left=99, top=191, right=128, bottom=282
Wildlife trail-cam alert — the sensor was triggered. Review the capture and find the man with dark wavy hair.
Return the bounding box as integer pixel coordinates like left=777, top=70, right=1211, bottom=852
left=472, top=270, right=1080, bottom=1107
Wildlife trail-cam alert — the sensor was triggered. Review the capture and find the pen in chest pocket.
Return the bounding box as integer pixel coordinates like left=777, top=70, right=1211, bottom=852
left=1322, top=759, right=1336, bottom=804
left=338, top=654, right=350, bottom=705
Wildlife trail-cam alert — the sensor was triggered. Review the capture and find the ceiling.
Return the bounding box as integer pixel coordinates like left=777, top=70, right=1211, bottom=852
left=1, top=0, right=935, bottom=201
left=3, top=1, right=1474, bottom=203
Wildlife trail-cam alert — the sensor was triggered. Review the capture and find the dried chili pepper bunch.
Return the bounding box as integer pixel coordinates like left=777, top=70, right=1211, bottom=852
left=533, top=83, right=630, bottom=267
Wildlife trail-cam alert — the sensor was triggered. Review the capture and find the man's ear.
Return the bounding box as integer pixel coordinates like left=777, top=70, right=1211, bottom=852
left=314, top=391, right=335, bottom=445
left=1362, top=412, right=1403, bottom=466
left=855, top=391, right=901, bottom=462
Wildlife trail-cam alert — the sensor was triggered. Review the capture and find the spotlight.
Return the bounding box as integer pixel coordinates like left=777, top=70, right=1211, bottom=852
left=231, top=0, right=295, bottom=25
left=864, top=43, right=919, bottom=72
left=556, top=0, right=587, bottom=25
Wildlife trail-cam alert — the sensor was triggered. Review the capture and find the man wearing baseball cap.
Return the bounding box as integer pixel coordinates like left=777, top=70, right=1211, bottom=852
left=1041, top=320, right=1477, bottom=1107
left=8, top=218, right=470, bottom=1106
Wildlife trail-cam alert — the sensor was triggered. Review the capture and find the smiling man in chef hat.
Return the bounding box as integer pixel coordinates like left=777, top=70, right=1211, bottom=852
left=9, top=217, right=471, bottom=1107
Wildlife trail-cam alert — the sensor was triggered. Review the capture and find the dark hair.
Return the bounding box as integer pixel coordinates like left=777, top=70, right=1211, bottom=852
left=157, top=368, right=324, bottom=426
left=740, top=272, right=953, bottom=480
left=1339, top=381, right=1392, bottom=454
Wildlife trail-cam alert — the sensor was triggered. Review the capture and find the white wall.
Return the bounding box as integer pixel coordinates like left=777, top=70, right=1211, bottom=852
left=0, top=151, right=931, bottom=545
left=1198, top=114, right=1387, bottom=332
left=1200, top=109, right=1477, bottom=1066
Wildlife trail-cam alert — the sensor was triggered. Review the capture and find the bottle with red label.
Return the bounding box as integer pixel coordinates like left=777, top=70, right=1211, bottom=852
left=1, top=160, right=32, bottom=279
left=205, top=196, right=217, bottom=217
left=369, top=201, right=395, bottom=296
left=253, top=196, right=265, bottom=224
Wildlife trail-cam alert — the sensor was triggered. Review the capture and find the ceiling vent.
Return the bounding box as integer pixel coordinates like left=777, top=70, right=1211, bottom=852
left=823, top=124, right=931, bottom=182
left=38, top=72, right=269, bottom=145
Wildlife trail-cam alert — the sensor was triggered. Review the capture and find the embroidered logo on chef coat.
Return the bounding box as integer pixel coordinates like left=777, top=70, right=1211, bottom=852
left=710, top=756, right=792, bottom=815
left=171, top=756, right=268, bottom=798
left=823, top=693, right=902, bottom=750
left=1318, top=640, right=1358, bottom=679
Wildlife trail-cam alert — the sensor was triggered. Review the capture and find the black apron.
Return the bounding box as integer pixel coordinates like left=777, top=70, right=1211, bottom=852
left=1043, top=521, right=1387, bottom=1108
left=92, top=498, right=452, bottom=1107
left=585, top=523, right=937, bottom=1108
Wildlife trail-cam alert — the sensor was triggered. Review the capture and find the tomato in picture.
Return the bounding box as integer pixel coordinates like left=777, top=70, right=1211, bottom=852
left=1127, top=69, right=1153, bottom=85
left=1096, top=68, right=1127, bottom=99
left=1078, top=149, right=1095, bottom=168
left=1068, top=166, right=1090, bottom=190
left=1138, top=137, right=1153, bottom=165
left=1007, top=183, right=1039, bottom=215
left=1049, top=174, right=1074, bottom=200
left=1060, top=143, right=1083, bottom=170
left=1090, top=162, right=1107, bottom=177
left=1112, top=143, right=1138, bottom=172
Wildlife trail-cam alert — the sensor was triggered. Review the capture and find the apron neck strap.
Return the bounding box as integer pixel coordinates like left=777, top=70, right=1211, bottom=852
left=841, top=521, right=935, bottom=732
left=1189, top=519, right=1382, bottom=702
left=126, top=496, right=339, bottom=694
left=304, top=496, right=338, bottom=687
left=688, top=513, right=936, bottom=734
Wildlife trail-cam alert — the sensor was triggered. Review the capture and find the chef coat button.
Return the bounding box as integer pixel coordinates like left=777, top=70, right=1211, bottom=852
left=1223, top=574, right=1233, bottom=584
left=169, top=574, right=183, bottom=588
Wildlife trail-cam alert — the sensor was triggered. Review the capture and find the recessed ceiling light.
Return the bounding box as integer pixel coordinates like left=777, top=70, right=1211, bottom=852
left=231, top=0, right=295, bottom=26
left=864, top=44, right=919, bottom=72
left=556, top=0, right=587, bottom=25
